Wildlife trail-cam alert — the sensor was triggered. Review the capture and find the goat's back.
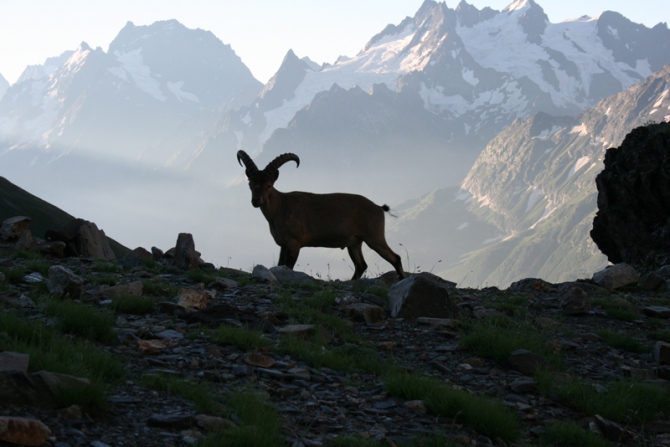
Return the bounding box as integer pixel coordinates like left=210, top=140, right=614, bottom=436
left=279, top=191, right=387, bottom=248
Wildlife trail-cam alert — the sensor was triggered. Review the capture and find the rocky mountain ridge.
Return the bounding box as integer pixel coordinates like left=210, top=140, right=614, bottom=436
left=389, top=63, right=670, bottom=288
left=209, top=0, right=670, bottom=193
left=0, top=20, right=261, bottom=168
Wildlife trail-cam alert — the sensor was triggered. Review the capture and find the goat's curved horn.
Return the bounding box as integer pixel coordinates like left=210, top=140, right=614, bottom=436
left=265, top=153, right=300, bottom=173
left=237, top=150, right=259, bottom=177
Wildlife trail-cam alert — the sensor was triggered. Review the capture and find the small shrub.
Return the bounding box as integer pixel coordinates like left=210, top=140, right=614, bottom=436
left=44, top=299, right=116, bottom=343
left=110, top=295, right=156, bottom=315
left=596, top=329, right=648, bottom=353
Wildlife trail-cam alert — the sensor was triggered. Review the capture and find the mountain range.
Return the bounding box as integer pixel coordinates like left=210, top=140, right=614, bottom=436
left=389, top=62, right=670, bottom=287
left=0, top=0, right=669, bottom=283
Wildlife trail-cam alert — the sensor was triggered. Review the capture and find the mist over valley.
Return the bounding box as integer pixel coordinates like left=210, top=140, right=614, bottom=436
left=2, top=0, right=670, bottom=284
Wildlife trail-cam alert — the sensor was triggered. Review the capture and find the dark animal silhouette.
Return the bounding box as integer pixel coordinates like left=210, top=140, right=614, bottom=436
left=237, top=150, right=406, bottom=280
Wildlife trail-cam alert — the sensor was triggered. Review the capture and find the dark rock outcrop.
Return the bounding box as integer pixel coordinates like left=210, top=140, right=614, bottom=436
left=591, top=122, right=670, bottom=267
left=45, top=218, right=115, bottom=260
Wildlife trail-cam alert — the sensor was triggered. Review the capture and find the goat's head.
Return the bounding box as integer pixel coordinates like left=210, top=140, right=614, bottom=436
left=237, top=150, right=300, bottom=208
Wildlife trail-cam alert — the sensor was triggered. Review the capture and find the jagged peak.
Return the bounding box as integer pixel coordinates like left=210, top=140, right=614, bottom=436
left=456, top=0, right=498, bottom=27
left=503, top=0, right=534, bottom=13
left=258, top=49, right=312, bottom=105
left=363, top=16, right=414, bottom=51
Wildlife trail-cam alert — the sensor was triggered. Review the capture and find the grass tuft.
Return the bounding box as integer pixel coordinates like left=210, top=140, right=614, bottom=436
left=591, top=297, right=638, bottom=322
left=209, top=325, right=272, bottom=351
left=278, top=334, right=386, bottom=374
left=143, top=373, right=222, bottom=414
left=43, top=299, right=117, bottom=343
left=277, top=291, right=358, bottom=343
left=596, top=329, right=648, bottom=353
left=0, top=310, right=124, bottom=410
left=541, top=421, right=612, bottom=447
left=110, top=294, right=156, bottom=315
left=384, top=371, right=518, bottom=441
left=460, top=316, right=562, bottom=368
left=196, top=390, right=282, bottom=447
left=649, top=329, right=670, bottom=343
left=545, top=375, right=670, bottom=425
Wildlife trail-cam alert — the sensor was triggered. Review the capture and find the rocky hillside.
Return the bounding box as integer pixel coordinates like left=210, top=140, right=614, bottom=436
left=2, top=211, right=670, bottom=446
left=390, top=63, right=670, bottom=288
left=0, top=176, right=128, bottom=258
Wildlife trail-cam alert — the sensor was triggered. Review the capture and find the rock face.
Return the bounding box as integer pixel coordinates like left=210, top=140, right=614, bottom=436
left=591, top=122, right=670, bottom=267
left=388, top=274, right=460, bottom=319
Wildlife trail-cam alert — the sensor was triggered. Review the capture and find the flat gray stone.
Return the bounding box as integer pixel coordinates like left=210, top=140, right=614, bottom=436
left=154, top=330, right=184, bottom=340
left=644, top=306, right=670, bottom=318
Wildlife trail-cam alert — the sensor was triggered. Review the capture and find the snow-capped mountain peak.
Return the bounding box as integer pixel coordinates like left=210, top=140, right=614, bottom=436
left=503, top=0, right=534, bottom=13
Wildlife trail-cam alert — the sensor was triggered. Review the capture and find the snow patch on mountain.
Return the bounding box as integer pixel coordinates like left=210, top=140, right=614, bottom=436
left=457, top=11, right=652, bottom=109
left=567, top=156, right=591, bottom=179
left=258, top=22, right=433, bottom=145
left=525, top=188, right=544, bottom=214
left=114, top=48, right=166, bottom=101
left=167, top=81, right=200, bottom=103
left=529, top=202, right=557, bottom=229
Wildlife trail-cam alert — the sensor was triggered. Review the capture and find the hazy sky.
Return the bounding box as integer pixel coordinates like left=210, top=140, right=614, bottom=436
left=1, top=0, right=668, bottom=85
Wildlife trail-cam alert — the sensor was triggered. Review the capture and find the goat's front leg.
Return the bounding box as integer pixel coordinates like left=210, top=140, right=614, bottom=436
left=278, top=246, right=288, bottom=266
left=282, top=244, right=301, bottom=270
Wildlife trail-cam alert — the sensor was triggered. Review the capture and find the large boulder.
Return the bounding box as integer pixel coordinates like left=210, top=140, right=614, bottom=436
left=173, top=233, right=201, bottom=270
left=388, top=273, right=460, bottom=319
left=76, top=221, right=115, bottom=260
left=270, top=265, right=314, bottom=282
left=46, top=266, right=84, bottom=299
left=45, top=218, right=115, bottom=260
left=591, top=263, right=640, bottom=292
left=0, top=216, right=31, bottom=241
left=591, top=122, right=670, bottom=267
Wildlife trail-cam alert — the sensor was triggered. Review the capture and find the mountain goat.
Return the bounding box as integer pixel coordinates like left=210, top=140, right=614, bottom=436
left=237, top=150, right=406, bottom=280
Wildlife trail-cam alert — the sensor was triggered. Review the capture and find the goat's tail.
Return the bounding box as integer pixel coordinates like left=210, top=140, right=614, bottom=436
left=381, top=204, right=398, bottom=218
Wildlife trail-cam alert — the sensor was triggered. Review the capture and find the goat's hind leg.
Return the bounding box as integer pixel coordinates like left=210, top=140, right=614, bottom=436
left=366, top=239, right=406, bottom=279
left=347, top=240, right=368, bottom=280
